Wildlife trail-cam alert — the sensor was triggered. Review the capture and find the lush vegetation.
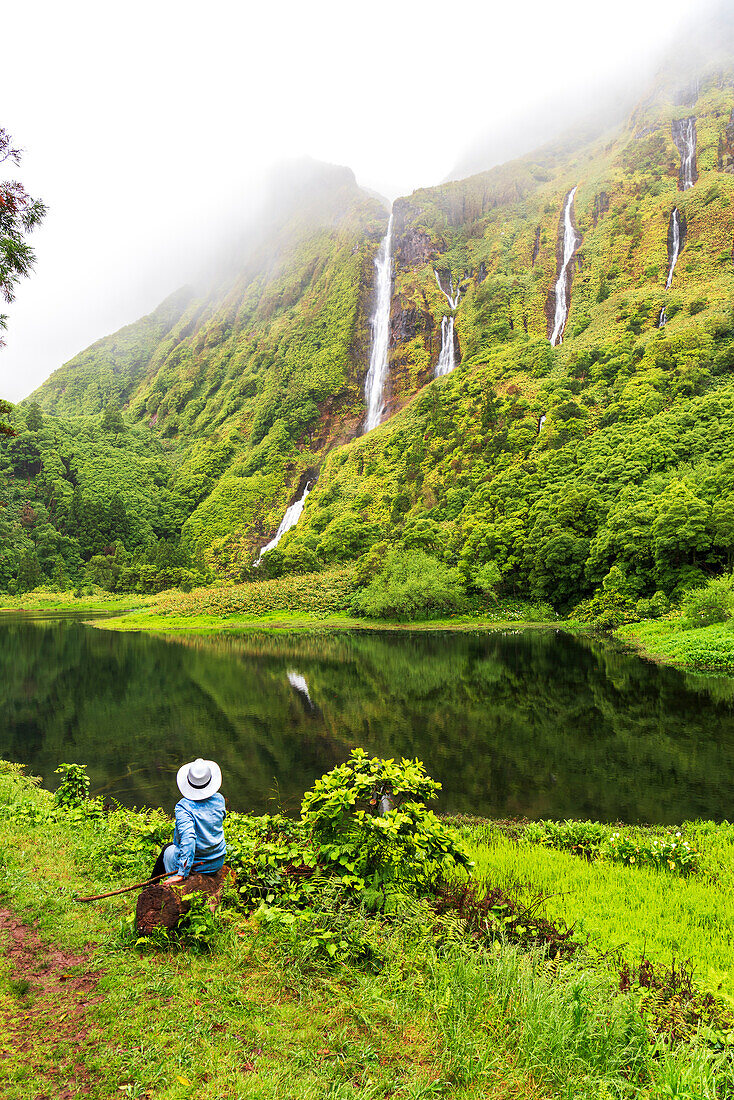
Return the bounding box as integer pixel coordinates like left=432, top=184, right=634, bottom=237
left=5, top=61, right=734, bottom=641
left=463, top=818, right=734, bottom=1002
left=0, top=401, right=210, bottom=594
left=615, top=573, right=734, bottom=670
left=3, top=758, right=734, bottom=1098
left=617, top=617, right=734, bottom=671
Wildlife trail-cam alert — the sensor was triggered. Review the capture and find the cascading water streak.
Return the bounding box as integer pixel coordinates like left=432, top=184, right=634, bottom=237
left=550, top=186, right=581, bottom=347
left=364, top=212, right=394, bottom=432
left=256, top=480, right=312, bottom=563
left=435, top=270, right=461, bottom=310
left=666, top=208, right=682, bottom=290
left=435, top=316, right=455, bottom=377
left=434, top=270, right=461, bottom=376
left=672, top=117, right=697, bottom=191
left=659, top=307, right=668, bottom=329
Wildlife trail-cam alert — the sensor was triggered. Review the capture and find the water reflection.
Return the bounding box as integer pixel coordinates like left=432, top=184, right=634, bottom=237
left=1, top=619, right=733, bottom=823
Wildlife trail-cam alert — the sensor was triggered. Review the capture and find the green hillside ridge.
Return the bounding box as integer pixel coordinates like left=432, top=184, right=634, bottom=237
left=4, top=47, right=734, bottom=623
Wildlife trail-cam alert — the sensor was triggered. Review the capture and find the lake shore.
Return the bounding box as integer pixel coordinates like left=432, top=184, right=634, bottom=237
left=6, top=589, right=734, bottom=678
left=1, top=760, right=732, bottom=1099
left=0, top=585, right=581, bottom=637
left=616, top=618, right=734, bottom=673
left=88, top=608, right=577, bottom=635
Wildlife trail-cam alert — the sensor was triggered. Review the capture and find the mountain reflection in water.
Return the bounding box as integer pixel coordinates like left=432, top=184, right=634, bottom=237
left=1, top=619, right=734, bottom=823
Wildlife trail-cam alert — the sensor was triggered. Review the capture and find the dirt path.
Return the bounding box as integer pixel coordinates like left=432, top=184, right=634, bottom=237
left=0, top=907, right=101, bottom=1098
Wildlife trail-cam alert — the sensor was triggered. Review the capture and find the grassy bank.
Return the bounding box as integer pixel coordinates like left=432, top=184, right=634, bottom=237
left=0, top=591, right=150, bottom=615
left=616, top=618, right=734, bottom=672
left=2, top=762, right=733, bottom=1099
left=90, top=609, right=570, bottom=636
left=0, top=576, right=572, bottom=636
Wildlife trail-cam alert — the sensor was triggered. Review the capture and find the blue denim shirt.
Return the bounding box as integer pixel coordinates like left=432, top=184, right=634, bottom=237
left=172, top=793, right=226, bottom=877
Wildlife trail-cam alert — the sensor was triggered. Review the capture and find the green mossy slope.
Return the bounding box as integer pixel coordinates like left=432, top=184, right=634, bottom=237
left=12, top=46, right=734, bottom=614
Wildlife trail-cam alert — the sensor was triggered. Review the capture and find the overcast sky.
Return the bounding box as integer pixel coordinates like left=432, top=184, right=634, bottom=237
left=1, top=0, right=696, bottom=402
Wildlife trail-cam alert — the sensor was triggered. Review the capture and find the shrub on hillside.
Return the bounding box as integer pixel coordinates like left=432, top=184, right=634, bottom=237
left=351, top=549, right=467, bottom=620
left=680, top=575, right=734, bottom=629
left=635, top=591, right=669, bottom=620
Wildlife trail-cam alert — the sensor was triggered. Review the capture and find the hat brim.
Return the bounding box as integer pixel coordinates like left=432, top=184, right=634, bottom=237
left=176, top=759, right=222, bottom=801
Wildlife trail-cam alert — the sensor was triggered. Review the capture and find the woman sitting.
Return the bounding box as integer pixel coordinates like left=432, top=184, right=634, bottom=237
left=151, top=758, right=226, bottom=885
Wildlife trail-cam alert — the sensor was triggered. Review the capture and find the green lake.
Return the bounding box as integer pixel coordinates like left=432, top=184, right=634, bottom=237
left=1, top=616, right=733, bottom=823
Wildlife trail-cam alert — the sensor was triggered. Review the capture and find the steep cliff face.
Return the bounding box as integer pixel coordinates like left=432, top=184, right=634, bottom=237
left=383, top=65, right=734, bottom=391
left=31, top=164, right=388, bottom=564
left=19, top=44, right=734, bottom=606
left=264, top=58, right=734, bottom=614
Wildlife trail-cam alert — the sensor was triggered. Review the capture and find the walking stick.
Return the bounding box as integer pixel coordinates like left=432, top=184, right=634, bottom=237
left=76, top=863, right=203, bottom=902
left=76, top=873, right=170, bottom=903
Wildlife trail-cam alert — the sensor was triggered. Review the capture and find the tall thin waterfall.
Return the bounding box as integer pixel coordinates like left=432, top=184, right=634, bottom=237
left=435, top=270, right=461, bottom=310
left=550, top=187, right=581, bottom=347
left=666, top=208, right=682, bottom=290
left=435, top=270, right=461, bottom=376
left=658, top=307, right=668, bottom=329
left=256, top=480, right=313, bottom=563
left=436, top=317, right=456, bottom=377
left=672, top=117, right=697, bottom=191
left=364, top=213, right=394, bottom=432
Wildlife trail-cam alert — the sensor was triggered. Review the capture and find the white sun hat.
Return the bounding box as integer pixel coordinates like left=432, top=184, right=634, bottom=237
left=176, top=758, right=222, bottom=801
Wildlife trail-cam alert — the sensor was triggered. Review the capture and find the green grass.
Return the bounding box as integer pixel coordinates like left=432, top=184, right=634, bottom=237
left=617, top=618, right=734, bottom=671
left=464, top=822, right=734, bottom=999
left=0, top=591, right=149, bottom=614
left=2, top=764, right=734, bottom=1098
left=91, top=608, right=572, bottom=636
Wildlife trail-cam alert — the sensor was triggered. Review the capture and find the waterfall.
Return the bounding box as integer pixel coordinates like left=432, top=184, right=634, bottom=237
left=364, top=212, right=394, bottom=432
left=550, top=187, right=581, bottom=347
left=435, top=316, right=456, bottom=377
left=434, top=270, right=461, bottom=377
left=658, top=307, right=667, bottom=329
left=672, top=117, right=697, bottom=191
left=435, top=270, right=461, bottom=310
left=665, top=208, right=682, bottom=290
left=256, top=480, right=312, bottom=563
left=538, top=414, right=546, bottom=434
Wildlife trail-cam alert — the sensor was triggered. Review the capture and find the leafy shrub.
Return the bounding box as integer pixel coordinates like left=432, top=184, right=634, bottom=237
left=176, top=891, right=219, bottom=950
left=53, top=763, right=90, bottom=807
left=434, top=879, right=577, bottom=957
left=635, top=591, right=669, bottom=620
left=619, top=956, right=734, bottom=1044
left=680, top=575, right=734, bottom=629
left=301, top=749, right=471, bottom=909
left=255, top=899, right=383, bottom=970
left=352, top=549, right=466, bottom=620
left=103, top=808, right=173, bottom=878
